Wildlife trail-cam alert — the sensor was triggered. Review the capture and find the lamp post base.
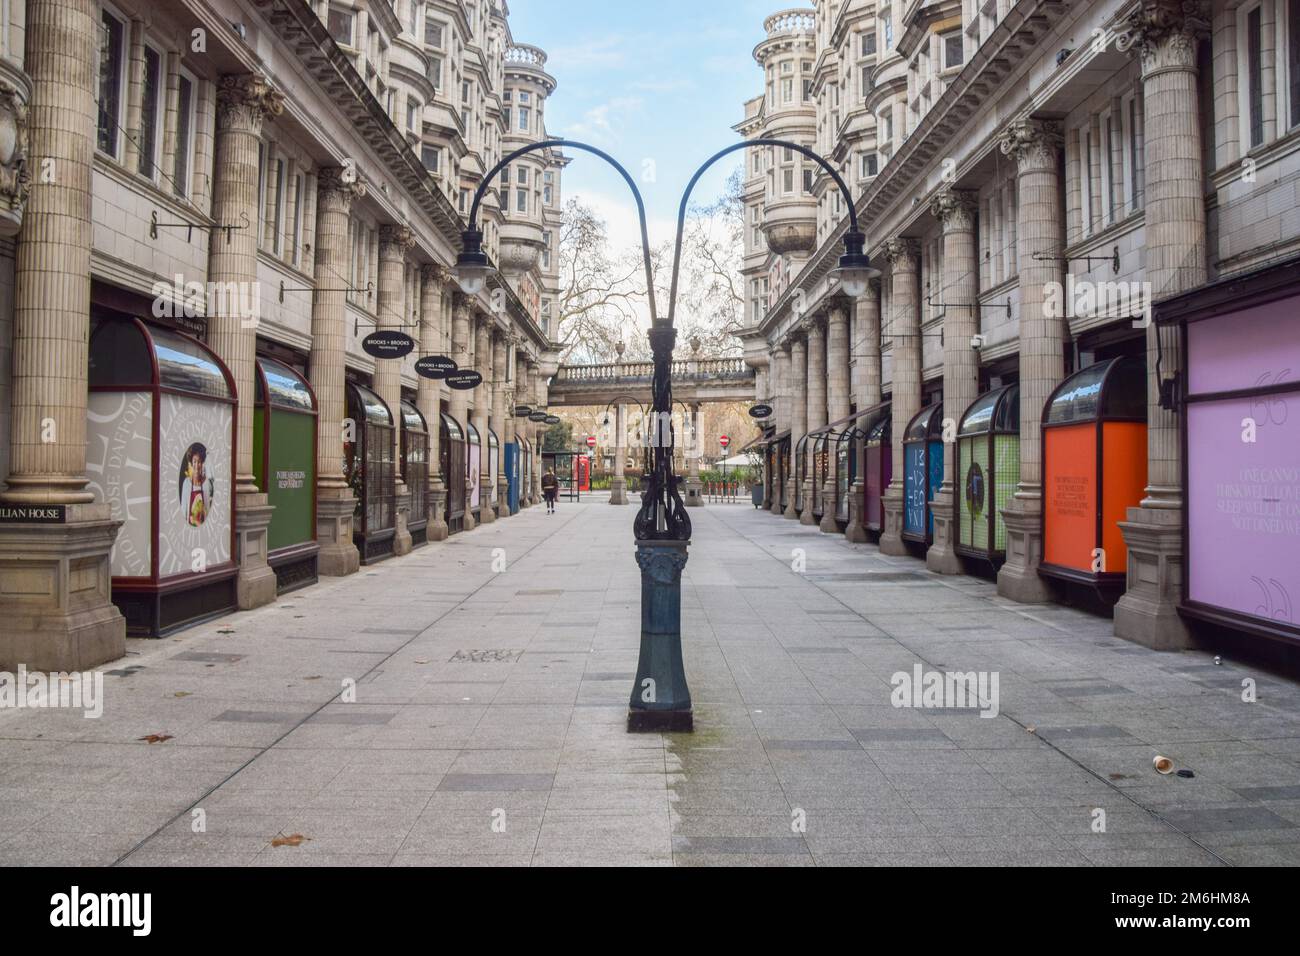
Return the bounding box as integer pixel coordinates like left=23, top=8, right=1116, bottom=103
left=627, top=539, right=693, bottom=733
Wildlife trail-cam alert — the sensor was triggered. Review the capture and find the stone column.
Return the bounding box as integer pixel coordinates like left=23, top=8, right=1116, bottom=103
left=0, top=0, right=126, bottom=669
left=685, top=402, right=703, bottom=507
left=845, top=282, right=882, bottom=542
left=208, top=73, right=283, bottom=609
left=821, top=304, right=850, bottom=533
left=491, top=331, right=509, bottom=517
left=449, top=296, right=474, bottom=529
left=770, top=344, right=790, bottom=514
left=310, top=167, right=364, bottom=575
left=784, top=333, right=807, bottom=519
left=1114, top=0, right=1210, bottom=649
left=879, top=238, right=921, bottom=555
left=531, top=364, right=545, bottom=504
left=418, top=264, right=449, bottom=540
left=928, top=189, right=981, bottom=574
left=473, top=317, right=495, bottom=524
left=610, top=402, right=628, bottom=505
left=377, top=224, right=414, bottom=555
left=996, top=118, right=1066, bottom=602
left=802, top=316, right=827, bottom=525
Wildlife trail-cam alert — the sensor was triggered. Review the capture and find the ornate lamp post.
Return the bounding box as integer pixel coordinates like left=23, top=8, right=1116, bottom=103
left=457, top=137, right=878, bottom=734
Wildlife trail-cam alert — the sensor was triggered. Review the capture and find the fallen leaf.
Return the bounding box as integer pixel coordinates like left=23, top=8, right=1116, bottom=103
left=173, top=692, right=191, bottom=698
left=1025, top=726, right=1036, bottom=734
left=138, top=734, right=173, bottom=744
left=414, top=659, right=430, bottom=665
left=271, top=833, right=310, bottom=847
left=303, top=675, right=322, bottom=681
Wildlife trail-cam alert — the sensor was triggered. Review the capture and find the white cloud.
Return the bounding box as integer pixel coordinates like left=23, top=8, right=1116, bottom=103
left=562, top=96, right=644, bottom=147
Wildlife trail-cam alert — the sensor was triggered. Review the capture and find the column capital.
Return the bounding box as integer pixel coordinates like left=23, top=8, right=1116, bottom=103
left=884, top=237, right=920, bottom=271
left=317, top=166, right=366, bottom=211
left=868, top=276, right=883, bottom=296
left=378, top=223, right=415, bottom=258
left=826, top=303, right=850, bottom=326
left=999, top=116, right=1063, bottom=170
left=800, top=312, right=826, bottom=336
left=930, top=189, right=979, bottom=232
left=216, top=73, right=284, bottom=134
left=1119, top=0, right=1210, bottom=69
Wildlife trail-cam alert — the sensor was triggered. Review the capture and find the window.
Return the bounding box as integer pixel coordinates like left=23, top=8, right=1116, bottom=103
left=422, top=145, right=441, bottom=175
left=942, top=30, right=964, bottom=70
left=862, top=32, right=877, bottom=56
left=519, top=91, right=530, bottom=104
left=1128, top=97, right=1145, bottom=208
left=1246, top=5, right=1264, bottom=147
left=882, top=8, right=894, bottom=50
left=138, top=46, right=162, bottom=177
left=97, top=9, right=126, bottom=157
left=540, top=298, right=552, bottom=331
left=519, top=106, right=530, bottom=131
left=1291, top=0, right=1300, bottom=128
left=782, top=168, right=794, bottom=194
left=503, top=106, right=511, bottom=128
left=782, top=77, right=793, bottom=103
left=541, top=230, right=552, bottom=269
left=271, top=158, right=285, bottom=256
left=425, top=17, right=443, bottom=49
left=860, top=152, right=878, bottom=178
left=407, top=99, right=419, bottom=132
left=462, top=80, right=471, bottom=103
left=543, top=170, right=554, bottom=205
left=173, top=72, right=195, bottom=197
left=428, top=56, right=442, bottom=90
left=290, top=174, right=303, bottom=267
left=458, top=188, right=468, bottom=213
left=802, top=79, right=813, bottom=102
left=516, top=188, right=527, bottom=213
left=517, top=166, right=528, bottom=185
left=327, top=7, right=354, bottom=46
left=803, top=168, right=814, bottom=193
left=862, top=66, right=873, bottom=98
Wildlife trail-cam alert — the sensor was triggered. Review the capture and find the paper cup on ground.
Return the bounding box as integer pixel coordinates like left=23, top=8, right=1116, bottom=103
left=1153, top=755, right=1174, bottom=774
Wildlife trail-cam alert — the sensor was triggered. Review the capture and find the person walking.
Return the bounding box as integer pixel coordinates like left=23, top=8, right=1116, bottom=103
left=541, top=469, right=559, bottom=514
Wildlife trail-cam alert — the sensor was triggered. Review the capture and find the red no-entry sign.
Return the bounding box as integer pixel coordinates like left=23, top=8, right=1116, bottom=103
left=586, top=435, right=597, bottom=448
left=719, top=435, right=730, bottom=448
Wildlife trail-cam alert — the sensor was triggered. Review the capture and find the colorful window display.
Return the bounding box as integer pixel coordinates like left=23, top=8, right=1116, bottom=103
left=835, top=427, right=856, bottom=522
left=87, top=317, right=237, bottom=636
left=344, top=382, right=396, bottom=564
left=811, top=433, right=829, bottom=515
left=253, top=357, right=318, bottom=594
left=955, top=384, right=1020, bottom=564
left=1040, top=357, right=1147, bottom=597
left=400, top=400, right=430, bottom=547
left=778, top=433, right=791, bottom=511
left=441, top=412, right=466, bottom=534
left=794, top=435, right=808, bottom=512
left=1161, top=261, right=1300, bottom=645
left=506, top=437, right=521, bottom=514
left=863, top=410, right=891, bottom=533
left=902, top=402, right=943, bottom=545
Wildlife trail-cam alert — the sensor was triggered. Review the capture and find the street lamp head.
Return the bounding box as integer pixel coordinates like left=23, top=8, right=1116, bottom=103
left=456, top=228, right=491, bottom=296
left=835, top=229, right=881, bottom=298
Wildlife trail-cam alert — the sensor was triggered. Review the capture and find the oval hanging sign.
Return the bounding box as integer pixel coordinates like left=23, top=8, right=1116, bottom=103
left=514, top=404, right=533, bottom=417
left=528, top=411, right=549, bottom=423
left=748, top=403, right=774, bottom=419
left=361, top=330, right=416, bottom=359
left=445, top=369, right=483, bottom=390
left=415, top=354, right=457, bottom=380
left=544, top=415, right=560, bottom=426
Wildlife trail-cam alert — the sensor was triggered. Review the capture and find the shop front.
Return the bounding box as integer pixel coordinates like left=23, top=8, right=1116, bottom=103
left=87, top=317, right=237, bottom=637
left=1159, top=257, right=1300, bottom=647
left=467, top=422, right=481, bottom=521
left=506, top=436, right=521, bottom=514
left=794, top=435, right=808, bottom=513
left=488, top=428, right=500, bottom=514
left=400, top=400, right=430, bottom=548
left=955, top=383, right=1020, bottom=567
left=1040, top=357, right=1147, bottom=600
left=253, top=357, right=319, bottom=595
left=441, top=412, right=466, bottom=534
left=810, top=433, right=829, bottom=518
left=902, top=402, right=943, bottom=547
left=344, top=382, right=397, bottom=564
left=835, top=426, right=856, bottom=523
left=863, top=410, right=891, bottom=534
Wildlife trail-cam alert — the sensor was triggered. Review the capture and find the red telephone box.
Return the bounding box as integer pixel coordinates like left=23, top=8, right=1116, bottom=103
left=577, top=454, right=591, bottom=492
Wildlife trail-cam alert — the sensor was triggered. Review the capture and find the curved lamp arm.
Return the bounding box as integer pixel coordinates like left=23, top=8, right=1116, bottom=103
left=667, top=137, right=868, bottom=326
left=462, top=139, right=657, bottom=325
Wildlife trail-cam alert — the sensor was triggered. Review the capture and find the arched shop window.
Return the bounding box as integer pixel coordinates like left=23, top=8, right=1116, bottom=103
left=794, top=434, right=808, bottom=511
left=441, top=412, right=466, bottom=533
left=955, top=384, right=1021, bottom=566
left=344, top=382, right=396, bottom=564
left=254, top=357, right=319, bottom=593
left=487, top=427, right=500, bottom=507
left=466, top=422, right=481, bottom=515
left=400, top=400, right=430, bottom=547
left=811, top=432, right=828, bottom=516
left=903, top=402, right=944, bottom=546
left=87, top=317, right=237, bottom=636
left=1041, top=357, right=1147, bottom=600
left=835, top=427, right=856, bottom=523
left=863, top=410, right=891, bottom=533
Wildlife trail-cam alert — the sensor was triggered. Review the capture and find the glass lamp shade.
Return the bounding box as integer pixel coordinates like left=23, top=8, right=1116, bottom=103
left=836, top=265, right=880, bottom=298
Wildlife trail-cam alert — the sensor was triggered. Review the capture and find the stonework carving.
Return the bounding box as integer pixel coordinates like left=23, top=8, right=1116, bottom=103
left=216, top=73, right=285, bottom=133
left=930, top=189, right=979, bottom=232
left=317, top=165, right=366, bottom=210
left=884, top=237, right=920, bottom=271
left=378, top=223, right=415, bottom=256
left=999, top=117, right=1064, bottom=169
left=635, top=544, right=689, bottom=584
left=1118, top=0, right=1211, bottom=67
left=0, top=78, right=31, bottom=233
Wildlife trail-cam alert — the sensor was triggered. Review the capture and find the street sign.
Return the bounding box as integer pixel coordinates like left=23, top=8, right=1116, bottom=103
left=361, top=330, right=416, bottom=359
left=748, top=404, right=773, bottom=419
left=586, top=435, right=597, bottom=448
left=719, top=435, right=730, bottom=448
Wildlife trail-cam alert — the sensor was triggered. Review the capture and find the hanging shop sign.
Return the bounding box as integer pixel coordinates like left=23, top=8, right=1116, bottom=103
left=528, top=411, right=549, bottom=423
left=415, top=355, right=457, bottom=379
left=446, top=369, right=483, bottom=390
left=514, top=404, right=533, bottom=417
left=362, top=330, right=416, bottom=360
left=749, top=404, right=773, bottom=420
left=544, top=415, right=561, bottom=426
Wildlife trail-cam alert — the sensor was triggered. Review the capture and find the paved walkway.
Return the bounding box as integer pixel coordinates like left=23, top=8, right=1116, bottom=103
left=3, top=497, right=1300, bottom=866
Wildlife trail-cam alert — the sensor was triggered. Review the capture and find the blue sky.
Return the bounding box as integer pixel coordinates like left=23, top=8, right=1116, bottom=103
left=507, top=0, right=791, bottom=251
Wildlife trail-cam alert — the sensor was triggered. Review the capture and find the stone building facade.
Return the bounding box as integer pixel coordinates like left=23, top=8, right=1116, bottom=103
left=0, top=0, right=565, bottom=670
left=738, top=0, right=1300, bottom=652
